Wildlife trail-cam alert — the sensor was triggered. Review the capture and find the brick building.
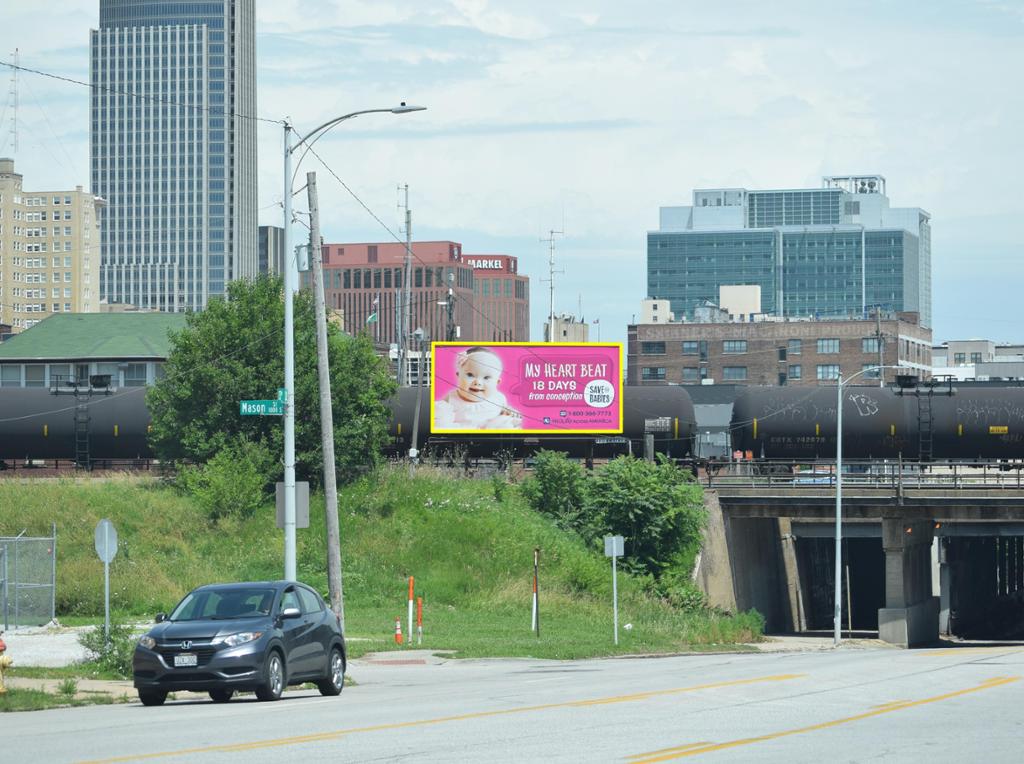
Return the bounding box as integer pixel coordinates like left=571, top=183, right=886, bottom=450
left=315, top=241, right=529, bottom=345
left=628, top=312, right=931, bottom=386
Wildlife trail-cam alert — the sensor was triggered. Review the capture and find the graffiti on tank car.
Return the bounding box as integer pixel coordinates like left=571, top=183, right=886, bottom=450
left=957, top=399, right=1024, bottom=424
left=847, top=392, right=879, bottom=417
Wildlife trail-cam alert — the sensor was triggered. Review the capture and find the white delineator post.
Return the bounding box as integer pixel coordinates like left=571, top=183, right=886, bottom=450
left=834, top=376, right=843, bottom=647
left=531, top=547, right=540, bottom=636
left=605, top=535, right=624, bottom=645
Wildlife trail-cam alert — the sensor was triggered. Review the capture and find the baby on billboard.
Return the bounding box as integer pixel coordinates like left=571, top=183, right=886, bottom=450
left=433, top=346, right=523, bottom=430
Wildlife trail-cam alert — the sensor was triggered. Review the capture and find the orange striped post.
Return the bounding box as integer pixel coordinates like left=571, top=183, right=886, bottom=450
left=407, top=576, right=415, bottom=648
left=417, top=596, right=423, bottom=645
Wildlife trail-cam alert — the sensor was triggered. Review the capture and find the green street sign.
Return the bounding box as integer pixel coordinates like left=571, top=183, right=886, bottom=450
left=240, top=399, right=284, bottom=416
left=277, top=387, right=287, bottom=402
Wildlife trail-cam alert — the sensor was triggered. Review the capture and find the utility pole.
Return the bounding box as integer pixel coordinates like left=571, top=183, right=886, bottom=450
left=398, top=185, right=413, bottom=385
left=540, top=229, right=563, bottom=342
left=875, top=308, right=885, bottom=388
left=444, top=272, right=456, bottom=341
left=307, top=172, right=345, bottom=630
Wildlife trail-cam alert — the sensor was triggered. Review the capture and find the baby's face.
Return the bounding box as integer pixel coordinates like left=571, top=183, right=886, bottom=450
left=457, top=353, right=503, bottom=400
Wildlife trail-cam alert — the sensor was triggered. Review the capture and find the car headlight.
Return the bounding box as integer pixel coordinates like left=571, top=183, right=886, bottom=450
left=222, top=631, right=263, bottom=648
left=139, top=636, right=156, bottom=649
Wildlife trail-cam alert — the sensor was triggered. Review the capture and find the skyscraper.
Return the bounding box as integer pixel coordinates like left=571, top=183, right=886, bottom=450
left=648, top=176, right=932, bottom=327
left=90, top=0, right=257, bottom=311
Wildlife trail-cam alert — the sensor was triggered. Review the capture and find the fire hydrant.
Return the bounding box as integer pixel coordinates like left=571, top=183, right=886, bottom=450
left=0, top=630, right=12, bottom=694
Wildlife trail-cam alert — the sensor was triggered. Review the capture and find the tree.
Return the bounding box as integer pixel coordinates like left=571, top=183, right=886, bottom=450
left=146, top=275, right=396, bottom=484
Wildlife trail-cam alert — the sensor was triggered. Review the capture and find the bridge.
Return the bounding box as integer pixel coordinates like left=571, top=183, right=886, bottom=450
left=695, top=460, right=1024, bottom=647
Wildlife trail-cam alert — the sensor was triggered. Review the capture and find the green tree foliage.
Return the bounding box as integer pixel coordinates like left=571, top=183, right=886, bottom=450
left=587, top=455, right=705, bottom=579
left=177, top=436, right=274, bottom=522
left=146, top=276, right=396, bottom=485
left=519, top=450, right=591, bottom=536
left=521, top=452, right=706, bottom=584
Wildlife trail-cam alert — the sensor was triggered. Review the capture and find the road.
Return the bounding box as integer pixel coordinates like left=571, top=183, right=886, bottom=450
left=10, top=644, right=1024, bottom=762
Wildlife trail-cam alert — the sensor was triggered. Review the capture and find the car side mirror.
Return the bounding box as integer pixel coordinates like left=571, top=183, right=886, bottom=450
left=155, top=613, right=167, bottom=623
left=280, top=607, right=301, bottom=619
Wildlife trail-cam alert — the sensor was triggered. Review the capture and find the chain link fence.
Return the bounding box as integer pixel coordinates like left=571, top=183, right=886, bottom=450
left=1, top=526, right=57, bottom=630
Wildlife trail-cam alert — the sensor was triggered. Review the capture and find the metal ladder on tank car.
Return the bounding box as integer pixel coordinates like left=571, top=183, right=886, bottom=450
left=74, top=403, right=91, bottom=469
left=917, top=389, right=934, bottom=463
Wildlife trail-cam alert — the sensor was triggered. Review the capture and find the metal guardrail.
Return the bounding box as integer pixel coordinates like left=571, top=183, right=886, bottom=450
left=704, top=459, right=1024, bottom=490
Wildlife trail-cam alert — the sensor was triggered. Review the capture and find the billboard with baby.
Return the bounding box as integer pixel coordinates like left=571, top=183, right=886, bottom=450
left=430, top=342, right=623, bottom=434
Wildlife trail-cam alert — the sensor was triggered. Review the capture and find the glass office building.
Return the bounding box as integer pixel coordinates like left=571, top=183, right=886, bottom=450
left=90, top=0, right=257, bottom=311
left=648, top=176, right=931, bottom=327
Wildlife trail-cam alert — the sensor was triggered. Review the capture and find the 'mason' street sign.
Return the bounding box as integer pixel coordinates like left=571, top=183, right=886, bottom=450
left=240, top=399, right=284, bottom=416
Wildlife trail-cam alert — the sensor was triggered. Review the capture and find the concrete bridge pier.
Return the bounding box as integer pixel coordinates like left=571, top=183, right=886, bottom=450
left=878, top=514, right=939, bottom=647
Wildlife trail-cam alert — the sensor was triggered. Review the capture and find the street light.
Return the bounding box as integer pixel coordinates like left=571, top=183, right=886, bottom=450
left=833, top=363, right=902, bottom=647
left=281, top=104, right=426, bottom=582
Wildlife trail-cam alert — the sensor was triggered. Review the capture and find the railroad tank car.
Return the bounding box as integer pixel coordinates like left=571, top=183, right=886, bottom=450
left=388, top=384, right=696, bottom=459
left=0, top=388, right=152, bottom=460
left=0, top=384, right=695, bottom=462
left=731, top=386, right=1024, bottom=461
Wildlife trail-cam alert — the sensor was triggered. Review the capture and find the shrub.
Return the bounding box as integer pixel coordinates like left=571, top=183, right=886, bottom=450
left=519, top=451, right=593, bottom=537
left=178, top=437, right=274, bottom=522
left=78, top=621, right=138, bottom=678
left=586, top=455, right=706, bottom=581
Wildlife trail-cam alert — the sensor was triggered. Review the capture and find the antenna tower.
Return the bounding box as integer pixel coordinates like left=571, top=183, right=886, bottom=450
left=540, top=229, right=563, bottom=342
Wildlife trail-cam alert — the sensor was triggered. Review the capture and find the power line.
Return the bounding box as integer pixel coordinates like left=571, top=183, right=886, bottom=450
left=0, top=60, right=282, bottom=126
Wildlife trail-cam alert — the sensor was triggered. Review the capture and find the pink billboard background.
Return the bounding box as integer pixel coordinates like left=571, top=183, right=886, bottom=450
left=430, top=343, right=623, bottom=434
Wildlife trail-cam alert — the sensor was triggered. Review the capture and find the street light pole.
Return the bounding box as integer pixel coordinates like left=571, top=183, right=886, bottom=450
left=834, top=363, right=902, bottom=646
left=280, top=104, right=425, bottom=583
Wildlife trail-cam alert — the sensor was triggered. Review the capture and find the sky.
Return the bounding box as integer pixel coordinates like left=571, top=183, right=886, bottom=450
left=1, top=0, right=1022, bottom=346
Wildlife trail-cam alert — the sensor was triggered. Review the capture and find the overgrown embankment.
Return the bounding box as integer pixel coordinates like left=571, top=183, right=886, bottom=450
left=0, top=467, right=762, bottom=659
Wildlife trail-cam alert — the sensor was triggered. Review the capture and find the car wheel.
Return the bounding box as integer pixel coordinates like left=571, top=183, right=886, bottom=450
left=138, top=689, right=167, bottom=707
left=317, top=647, right=345, bottom=696
left=209, top=689, right=234, bottom=703
left=255, top=650, right=284, bottom=701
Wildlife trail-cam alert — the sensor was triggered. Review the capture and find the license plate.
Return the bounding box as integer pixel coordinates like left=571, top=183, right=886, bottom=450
left=174, top=653, right=198, bottom=667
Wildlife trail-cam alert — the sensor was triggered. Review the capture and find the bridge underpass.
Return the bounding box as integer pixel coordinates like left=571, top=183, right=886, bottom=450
left=696, top=481, right=1024, bottom=647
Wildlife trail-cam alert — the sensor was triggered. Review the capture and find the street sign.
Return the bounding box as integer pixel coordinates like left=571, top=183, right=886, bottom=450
left=277, top=388, right=287, bottom=402
left=94, top=519, right=118, bottom=563
left=604, top=535, right=624, bottom=558
left=275, top=482, right=310, bottom=529
left=604, top=535, right=624, bottom=645
left=240, top=400, right=284, bottom=416
left=94, top=519, right=117, bottom=646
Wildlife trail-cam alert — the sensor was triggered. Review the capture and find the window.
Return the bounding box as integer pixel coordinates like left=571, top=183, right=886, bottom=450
left=641, top=367, right=666, bottom=381
left=970, top=352, right=983, bottom=364
left=778, top=347, right=787, bottom=362
left=862, top=364, right=881, bottom=378
left=297, top=587, right=323, bottom=614
left=722, top=366, right=747, bottom=381
left=862, top=337, right=880, bottom=353
left=723, top=340, right=747, bottom=354
left=699, top=341, right=709, bottom=362
left=682, top=367, right=699, bottom=382
left=789, top=364, right=802, bottom=380
left=122, top=363, right=147, bottom=387
left=682, top=341, right=698, bottom=355
left=641, top=341, right=665, bottom=355
left=817, top=364, right=840, bottom=380
left=24, top=365, right=45, bottom=388
left=953, top=352, right=966, bottom=365
left=817, top=338, right=840, bottom=354
left=0, top=364, right=20, bottom=387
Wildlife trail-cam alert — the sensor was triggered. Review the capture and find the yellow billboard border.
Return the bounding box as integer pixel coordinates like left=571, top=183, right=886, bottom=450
left=429, top=341, right=625, bottom=435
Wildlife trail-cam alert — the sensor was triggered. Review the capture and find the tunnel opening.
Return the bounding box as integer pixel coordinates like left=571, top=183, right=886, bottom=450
left=795, top=536, right=884, bottom=632
left=944, top=535, right=1024, bottom=640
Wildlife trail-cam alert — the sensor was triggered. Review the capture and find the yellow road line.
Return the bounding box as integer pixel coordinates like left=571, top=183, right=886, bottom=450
left=625, top=742, right=711, bottom=759
left=627, top=675, right=1020, bottom=762
left=81, top=673, right=804, bottom=763
left=918, top=647, right=1024, bottom=658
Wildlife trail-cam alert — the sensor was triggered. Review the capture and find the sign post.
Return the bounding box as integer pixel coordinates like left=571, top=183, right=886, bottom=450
left=94, top=519, right=118, bottom=647
left=531, top=547, right=540, bottom=637
left=604, top=535, right=624, bottom=645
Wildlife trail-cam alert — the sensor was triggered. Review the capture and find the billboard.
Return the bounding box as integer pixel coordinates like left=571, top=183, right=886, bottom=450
left=430, top=342, right=623, bottom=434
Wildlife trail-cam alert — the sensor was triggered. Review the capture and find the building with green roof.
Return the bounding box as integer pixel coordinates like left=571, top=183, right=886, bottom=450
left=0, top=313, right=187, bottom=388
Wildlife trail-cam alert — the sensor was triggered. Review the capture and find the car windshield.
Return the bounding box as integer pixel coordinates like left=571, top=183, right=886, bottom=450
left=168, top=587, right=276, bottom=621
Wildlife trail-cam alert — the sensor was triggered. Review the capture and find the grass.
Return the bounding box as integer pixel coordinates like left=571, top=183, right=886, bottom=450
left=0, top=687, right=120, bottom=712
left=0, top=467, right=763, bottom=663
